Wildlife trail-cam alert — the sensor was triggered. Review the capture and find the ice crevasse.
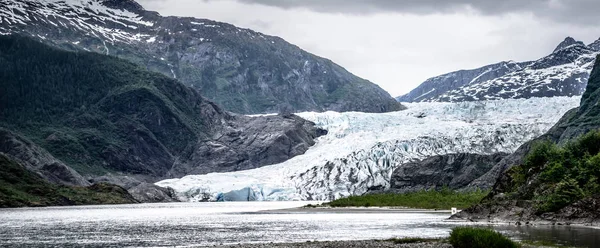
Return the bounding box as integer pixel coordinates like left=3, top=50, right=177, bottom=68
left=156, top=96, right=581, bottom=201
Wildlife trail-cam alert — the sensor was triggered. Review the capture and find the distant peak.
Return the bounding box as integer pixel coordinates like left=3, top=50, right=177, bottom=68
left=100, top=0, right=145, bottom=13
left=589, top=37, right=600, bottom=52
left=553, top=36, right=585, bottom=53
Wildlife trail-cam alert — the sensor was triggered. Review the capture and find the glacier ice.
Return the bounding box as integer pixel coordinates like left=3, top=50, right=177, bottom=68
left=156, top=97, right=581, bottom=201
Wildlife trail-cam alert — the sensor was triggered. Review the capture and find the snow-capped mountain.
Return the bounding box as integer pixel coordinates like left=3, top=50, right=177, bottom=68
left=398, top=37, right=599, bottom=102
left=0, top=0, right=402, bottom=114
left=396, top=61, right=529, bottom=102
left=157, top=96, right=580, bottom=201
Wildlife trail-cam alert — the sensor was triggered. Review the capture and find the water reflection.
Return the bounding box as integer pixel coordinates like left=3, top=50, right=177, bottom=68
left=496, top=224, right=600, bottom=247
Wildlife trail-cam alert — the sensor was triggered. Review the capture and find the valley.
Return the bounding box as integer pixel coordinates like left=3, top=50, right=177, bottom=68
left=1, top=0, right=600, bottom=247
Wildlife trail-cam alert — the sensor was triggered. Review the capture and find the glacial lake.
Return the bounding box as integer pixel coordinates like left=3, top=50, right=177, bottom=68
left=0, top=202, right=599, bottom=247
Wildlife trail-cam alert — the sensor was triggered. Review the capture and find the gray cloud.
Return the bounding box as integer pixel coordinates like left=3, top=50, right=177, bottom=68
left=225, top=0, right=599, bottom=25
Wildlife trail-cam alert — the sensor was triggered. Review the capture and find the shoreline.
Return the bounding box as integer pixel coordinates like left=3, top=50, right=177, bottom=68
left=210, top=240, right=451, bottom=248
left=262, top=206, right=454, bottom=214
left=453, top=218, right=600, bottom=229
left=266, top=205, right=600, bottom=231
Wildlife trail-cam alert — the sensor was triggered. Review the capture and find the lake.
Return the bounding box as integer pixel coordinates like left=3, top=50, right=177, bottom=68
left=0, top=202, right=598, bottom=247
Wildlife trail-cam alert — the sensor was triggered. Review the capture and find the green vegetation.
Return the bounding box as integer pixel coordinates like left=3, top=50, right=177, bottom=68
left=508, top=129, right=600, bottom=213
left=449, top=227, right=520, bottom=248
left=324, top=189, right=488, bottom=209
left=0, top=35, right=219, bottom=177
left=0, top=155, right=136, bottom=208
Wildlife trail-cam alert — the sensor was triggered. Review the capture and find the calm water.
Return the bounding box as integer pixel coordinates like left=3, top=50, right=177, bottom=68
left=0, top=202, right=598, bottom=247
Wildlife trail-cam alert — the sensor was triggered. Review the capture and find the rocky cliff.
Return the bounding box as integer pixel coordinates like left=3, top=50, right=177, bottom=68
left=386, top=153, right=508, bottom=193
left=0, top=0, right=402, bottom=114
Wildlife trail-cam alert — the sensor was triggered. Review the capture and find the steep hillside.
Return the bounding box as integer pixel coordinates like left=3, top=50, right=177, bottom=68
left=0, top=154, right=137, bottom=208
left=0, top=0, right=402, bottom=114
left=399, top=37, right=598, bottom=102
left=0, top=128, right=89, bottom=187
left=0, top=35, right=324, bottom=184
left=454, top=55, right=600, bottom=224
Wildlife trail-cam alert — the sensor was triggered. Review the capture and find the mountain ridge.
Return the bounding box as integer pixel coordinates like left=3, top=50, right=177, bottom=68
left=0, top=0, right=403, bottom=114
left=398, top=36, right=600, bottom=103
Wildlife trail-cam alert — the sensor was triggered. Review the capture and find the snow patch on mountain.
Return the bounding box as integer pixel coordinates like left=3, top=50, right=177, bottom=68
left=0, top=0, right=154, bottom=44
left=399, top=37, right=600, bottom=103
left=434, top=45, right=596, bottom=102
left=157, top=96, right=581, bottom=201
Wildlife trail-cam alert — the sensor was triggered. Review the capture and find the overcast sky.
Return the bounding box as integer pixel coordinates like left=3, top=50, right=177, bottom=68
left=137, top=0, right=600, bottom=96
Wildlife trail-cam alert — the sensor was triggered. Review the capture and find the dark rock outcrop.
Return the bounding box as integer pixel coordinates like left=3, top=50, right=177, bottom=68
left=388, top=153, right=508, bottom=193
left=169, top=114, right=327, bottom=176
left=0, top=0, right=403, bottom=114
left=128, top=183, right=178, bottom=203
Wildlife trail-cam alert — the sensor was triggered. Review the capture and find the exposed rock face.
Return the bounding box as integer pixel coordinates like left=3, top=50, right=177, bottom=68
left=388, top=153, right=508, bottom=193
left=0, top=128, right=89, bottom=186
left=90, top=175, right=178, bottom=202
left=453, top=55, right=600, bottom=224
left=128, top=183, right=178, bottom=203
left=398, top=37, right=599, bottom=103
left=0, top=0, right=402, bottom=114
left=553, top=37, right=586, bottom=53
left=0, top=35, right=325, bottom=187
left=169, top=114, right=327, bottom=176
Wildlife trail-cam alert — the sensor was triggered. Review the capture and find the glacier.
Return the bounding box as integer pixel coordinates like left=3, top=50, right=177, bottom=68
left=156, top=97, right=581, bottom=202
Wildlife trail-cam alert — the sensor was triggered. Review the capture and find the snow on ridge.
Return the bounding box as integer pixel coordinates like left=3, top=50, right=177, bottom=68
left=157, top=96, right=581, bottom=202
left=0, top=0, right=154, bottom=44
left=433, top=47, right=596, bottom=102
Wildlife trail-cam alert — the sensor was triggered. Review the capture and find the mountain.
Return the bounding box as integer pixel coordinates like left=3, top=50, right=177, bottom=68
left=0, top=0, right=403, bottom=114
left=396, top=61, right=528, bottom=102
left=157, top=97, right=579, bottom=201
left=398, top=37, right=599, bottom=102
left=0, top=35, right=324, bottom=195
left=453, top=55, right=600, bottom=224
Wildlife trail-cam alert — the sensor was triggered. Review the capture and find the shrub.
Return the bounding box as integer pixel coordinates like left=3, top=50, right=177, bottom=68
left=536, top=178, right=586, bottom=213
left=509, top=129, right=600, bottom=214
left=449, top=227, right=520, bottom=248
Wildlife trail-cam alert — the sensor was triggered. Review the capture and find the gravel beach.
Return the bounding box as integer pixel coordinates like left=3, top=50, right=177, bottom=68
left=213, top=240, right=452, bottom=248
